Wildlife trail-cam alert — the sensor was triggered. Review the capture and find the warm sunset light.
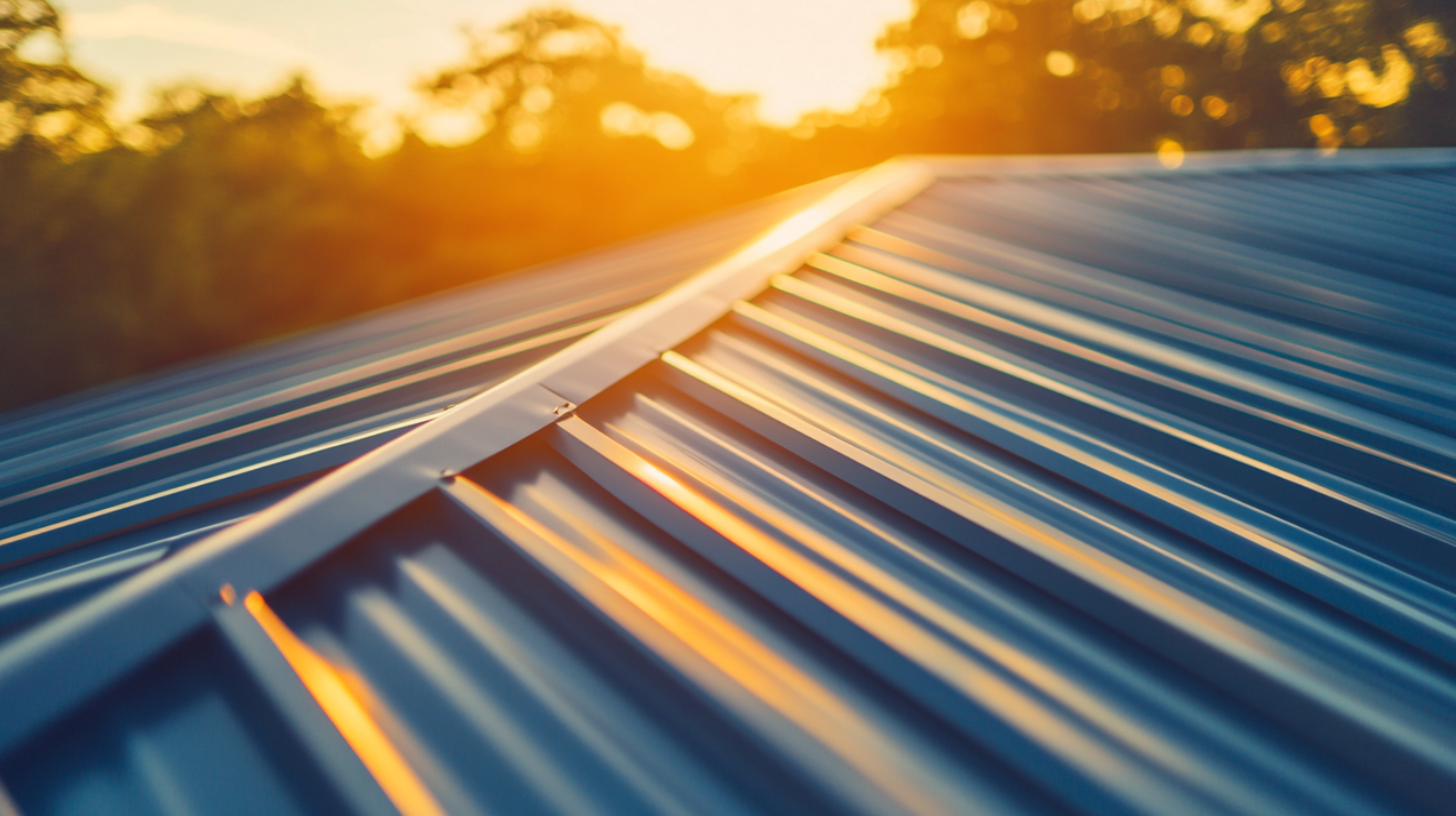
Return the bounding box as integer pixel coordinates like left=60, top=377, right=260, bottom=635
left=3, top=0, right=1456, bottom=811
left=62, top=0, right=913, bottom=135
left=452, top=467, right=965, bottom=814
left=243, top=591, right=448, bottom=816
left=4, top=0, right=1451, bottom=417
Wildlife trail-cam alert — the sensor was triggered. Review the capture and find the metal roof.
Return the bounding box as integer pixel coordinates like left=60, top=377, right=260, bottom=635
left=0, top=176, right=844, bottom=638
left=2, top=149, right=1456, bottom=815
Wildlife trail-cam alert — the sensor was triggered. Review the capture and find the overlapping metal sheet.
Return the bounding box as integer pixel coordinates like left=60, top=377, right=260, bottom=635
left=2, top=150, right=1455, bottom=815
left=0, top=177, right=844, bottom=637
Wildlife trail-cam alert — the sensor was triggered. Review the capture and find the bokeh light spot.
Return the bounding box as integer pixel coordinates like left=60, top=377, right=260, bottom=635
left=957, top=1, right=992, bottom=39
left=1153, top=5, right=1182, bottom=37
left=520, top=85, right=554, bottom=114
left=1188, top=0, right=1272, bottom=35
left=509, top=119, right=543, bottom=150
left=1046, top=51, right=1076, bottom=77
left=600, top=101, right=694, bottom=149
left=1074, top=0, right=1106, bottom=25
left=649, top=112, right=694, bottom=149
left=1308, top=113, right=1336, bottom=137
left=1345, top=46, right=1414, bottom=108
left=601, top=101, right=650, bottom=136
left=416, top=108, right=488, bottom=146
left=1405, top=21, right=1454, bottom=58
left=1156, top=138, right=1185, bottom=168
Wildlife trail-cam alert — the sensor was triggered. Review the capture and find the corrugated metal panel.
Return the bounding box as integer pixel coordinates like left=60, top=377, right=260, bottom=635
left=2, top=151, right=1455, bottom=815
left=0, top=177, right=846, bottom=636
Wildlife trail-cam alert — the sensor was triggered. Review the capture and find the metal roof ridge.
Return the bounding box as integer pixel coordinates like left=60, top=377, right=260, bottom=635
left=0, top=157, right=935, bottom=755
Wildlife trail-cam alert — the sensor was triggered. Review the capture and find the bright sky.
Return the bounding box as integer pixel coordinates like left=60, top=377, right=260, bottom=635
left=60, top=0, right=914, bottom=146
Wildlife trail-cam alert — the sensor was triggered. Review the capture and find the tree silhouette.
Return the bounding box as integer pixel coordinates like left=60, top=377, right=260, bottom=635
left=0, top=2, right=1452, bottom=414
left=1, top=0, right=109, bottom=156
left=869, top=0, right=1454, bottom=155
left=419, top=8, right=767, bottom=174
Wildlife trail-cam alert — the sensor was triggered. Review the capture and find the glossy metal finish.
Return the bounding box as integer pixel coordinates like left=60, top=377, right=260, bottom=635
left=0, top=176, right=847, bottom=637
left=2, top=150, right=1455, bottom=815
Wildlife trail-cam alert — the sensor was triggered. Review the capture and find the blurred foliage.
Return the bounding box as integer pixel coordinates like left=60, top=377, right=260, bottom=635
left=1, top=0, right=109, bottom=156
left=870, top=0, right=1455, bottom=155
left=0, top=1, right=1451, bottom=413
left=421, top=10, right=761, bottom=167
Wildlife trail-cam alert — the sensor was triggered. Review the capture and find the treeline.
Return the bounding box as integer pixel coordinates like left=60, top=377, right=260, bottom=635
left=1, top=1, right=1452, bottom=413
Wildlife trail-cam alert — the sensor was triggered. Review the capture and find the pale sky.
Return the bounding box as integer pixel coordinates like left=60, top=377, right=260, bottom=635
left=58, top=0, right=914, bottom=147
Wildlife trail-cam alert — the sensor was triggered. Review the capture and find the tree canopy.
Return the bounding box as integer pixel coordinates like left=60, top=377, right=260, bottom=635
left=1, top=0, right=109, bottom=155
left=0, top=0, right=1451, bottom=413
left=855, top=0, right=1456, bottom=158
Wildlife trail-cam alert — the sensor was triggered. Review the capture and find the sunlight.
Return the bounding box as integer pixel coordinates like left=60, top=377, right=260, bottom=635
left=1156, top=138, right=1185, bottom=168
left=61, top=0, right=913, bottom=135
left=574, top=0, right=913, bottom=123
left=242, top=591, right=448, bottom=816
left=1045, top=50, right=1076, bottom=77
left=600, top=102, right=695, bottom=150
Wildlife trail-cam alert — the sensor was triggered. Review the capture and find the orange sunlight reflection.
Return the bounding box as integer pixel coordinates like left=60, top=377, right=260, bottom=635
left=470, top=476, right=947, bottom=813
left=242, top=592, right=447, bottom=816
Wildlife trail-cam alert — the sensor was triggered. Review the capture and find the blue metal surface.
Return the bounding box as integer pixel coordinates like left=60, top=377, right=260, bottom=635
left=0, top=178, right=842, bottom=637
left=2, top=151, right=1455, bottom=815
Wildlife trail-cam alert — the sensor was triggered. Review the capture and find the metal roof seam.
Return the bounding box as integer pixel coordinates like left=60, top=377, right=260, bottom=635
left=4, top=152, right=1456, bottom=815
left=0, top=157, right=935, bottom=756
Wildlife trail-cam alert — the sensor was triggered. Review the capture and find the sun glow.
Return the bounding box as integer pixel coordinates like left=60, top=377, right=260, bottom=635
left=61, top=0, right=914, bottom=140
